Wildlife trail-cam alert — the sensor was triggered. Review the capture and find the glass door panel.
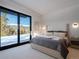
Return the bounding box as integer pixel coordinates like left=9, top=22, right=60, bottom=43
left=1, top=9, right=18, bottom=46
left=20, top=15, right=30, bottom=43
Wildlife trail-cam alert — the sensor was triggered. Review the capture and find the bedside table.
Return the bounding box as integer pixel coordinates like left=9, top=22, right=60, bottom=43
left=71, top=38, right=79, bottom=45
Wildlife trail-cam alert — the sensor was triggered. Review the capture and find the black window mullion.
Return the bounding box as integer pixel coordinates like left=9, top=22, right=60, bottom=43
left=18, top=13, right=20, bottom=44
left=28, top=16, right=31, bottom=41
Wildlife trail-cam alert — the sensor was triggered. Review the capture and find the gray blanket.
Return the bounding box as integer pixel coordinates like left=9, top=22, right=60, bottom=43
left=31, top=36, right=69, bottom=59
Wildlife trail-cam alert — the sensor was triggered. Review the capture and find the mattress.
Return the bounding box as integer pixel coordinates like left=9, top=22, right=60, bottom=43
left=31, top=36, right=69, bottom=59
left=31, top=43, right=64, bottom=59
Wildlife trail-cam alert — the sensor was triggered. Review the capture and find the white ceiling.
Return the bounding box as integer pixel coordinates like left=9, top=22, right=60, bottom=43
left=13, top=0, right=79, bottom=16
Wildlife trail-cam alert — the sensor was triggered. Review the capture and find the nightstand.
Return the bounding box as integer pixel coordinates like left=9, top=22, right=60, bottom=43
left=71, top=38, right=79, bottom=45
left=70, top=38, right=79, bottom=49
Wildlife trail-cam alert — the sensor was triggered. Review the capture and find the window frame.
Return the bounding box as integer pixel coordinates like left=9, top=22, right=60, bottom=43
left=0, top=6, right=32, bottom=50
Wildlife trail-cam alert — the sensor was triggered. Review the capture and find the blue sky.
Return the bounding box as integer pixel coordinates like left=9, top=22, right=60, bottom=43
left=20, top=16, right=30, bottom=27
left=2, top=11, right=30, bottom=27
left=7, top=13, right=17, bottom=24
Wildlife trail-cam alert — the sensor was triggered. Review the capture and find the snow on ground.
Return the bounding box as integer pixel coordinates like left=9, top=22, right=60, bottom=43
left=1, top=34, right=30, bottom=46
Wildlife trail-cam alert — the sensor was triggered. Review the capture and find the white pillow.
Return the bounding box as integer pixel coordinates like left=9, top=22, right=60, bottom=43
left=54, top=32, right=66, bottom=38
left=52, top=36, right=60, bottom=40
left=46, top=32, right=53, bottom=36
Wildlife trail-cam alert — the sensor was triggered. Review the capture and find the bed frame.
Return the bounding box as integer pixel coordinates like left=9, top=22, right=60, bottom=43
left=31, top=24, right=70, bottom=59
left=31, top=43, right=64, bottom=59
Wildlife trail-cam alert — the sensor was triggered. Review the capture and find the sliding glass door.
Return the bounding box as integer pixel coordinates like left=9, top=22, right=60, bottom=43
left=20, top=14, right=30, bottom=43
left=0, top=6, right=31, bottom=49
left=1, top=9, right=18, bottom=47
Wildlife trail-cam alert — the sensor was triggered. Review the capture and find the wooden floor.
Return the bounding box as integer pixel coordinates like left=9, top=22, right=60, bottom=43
left=68, top=47, right=79, bottom=59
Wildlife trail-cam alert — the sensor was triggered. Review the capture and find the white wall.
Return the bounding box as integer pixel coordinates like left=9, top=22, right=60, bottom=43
left=43, top=5, right=79, bottom=38
left=0, top=0, right=44, bottom=33
left=0, top=0, right=79, bottom=38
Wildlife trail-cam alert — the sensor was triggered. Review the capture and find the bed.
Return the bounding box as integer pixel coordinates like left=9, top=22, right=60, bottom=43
left=31, top=25, right=70, bottom=59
